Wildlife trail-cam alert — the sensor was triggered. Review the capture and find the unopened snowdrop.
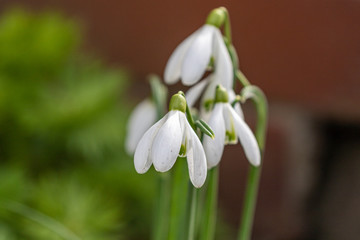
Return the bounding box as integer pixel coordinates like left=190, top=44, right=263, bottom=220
left=125, top=99, right=157, bottom=154
left=164, top=9, right=232, bottom=90
left=134, top=92, right=207, bottom=188
left=203, top=85, right=260, bottom=169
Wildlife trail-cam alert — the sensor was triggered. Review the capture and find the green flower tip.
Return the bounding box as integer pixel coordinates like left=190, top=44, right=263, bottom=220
left=169, top=92, right=186, bottom=113
left=206, top=7, right=227, bottom=28
left=215, top=85, right=228, bottom=103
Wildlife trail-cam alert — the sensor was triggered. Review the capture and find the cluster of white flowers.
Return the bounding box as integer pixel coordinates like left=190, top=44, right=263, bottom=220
left=126, top=11, right=260, bottom=188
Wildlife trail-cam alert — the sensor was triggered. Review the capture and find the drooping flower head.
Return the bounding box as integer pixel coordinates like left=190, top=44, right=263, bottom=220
left=134, top=92, right=207, bottom=188
left=203, top=85, right=261, bottom=169
left=164, top=8, right=233, bottom=90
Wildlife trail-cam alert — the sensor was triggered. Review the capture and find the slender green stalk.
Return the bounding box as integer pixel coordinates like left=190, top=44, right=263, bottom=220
left=220, top=7, right=232, bottom=45
left=168, top=159, right=190, bottom=240
left=236, top=70, right=250, bottom=88
left=185, top=102, right=196, bottom=131
left=237, top=86, right=268, bottom=240
left=199, top=167, right=219, bottom=240
left=188, top=186, right=199, bottom=240
left=222, top=8, right=267, bottom=238
left=152, top=173, right=171, bottom=240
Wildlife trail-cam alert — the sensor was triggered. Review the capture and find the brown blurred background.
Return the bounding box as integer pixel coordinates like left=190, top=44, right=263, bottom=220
left=1, top=0, right=360, bottom=239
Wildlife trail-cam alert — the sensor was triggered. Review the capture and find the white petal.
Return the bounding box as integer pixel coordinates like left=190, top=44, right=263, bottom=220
left=212, top=28, right=233, bottom=89
left=203, top=104, right=226, bottom=169
left=181, top=25, right=215, bottom=86
left=225, top=104, right=261, bottom=166
left=228, top=89, right=244, bottom=119
left=152, top=111, right=183, bottom=172
left=185, top=77, right=210, bottom=108
left=182, top=114, right=207, bottom=188
left=164, top=28, right=201, bottom=84
left=126, top=99, right=157, bottom=154
left=134, top=114, right=167, bottom=173
left=200, top=75, right=217, bottom=104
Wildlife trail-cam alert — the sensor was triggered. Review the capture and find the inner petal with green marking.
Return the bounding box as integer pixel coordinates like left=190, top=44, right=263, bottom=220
left=225, top=118, right=237, bottom=144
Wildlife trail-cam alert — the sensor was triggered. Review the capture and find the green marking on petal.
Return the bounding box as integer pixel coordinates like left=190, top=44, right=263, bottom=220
left=179, top=143, right=187, bottom=157
left=225, top=122, right=237, bottom=144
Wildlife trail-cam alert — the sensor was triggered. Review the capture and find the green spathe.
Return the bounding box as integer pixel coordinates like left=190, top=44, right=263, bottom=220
left=206, top=7, right=226, bottom=28
left=215, top=85, right=228, bottom=103
left=169, top=92, right=186, bottom=113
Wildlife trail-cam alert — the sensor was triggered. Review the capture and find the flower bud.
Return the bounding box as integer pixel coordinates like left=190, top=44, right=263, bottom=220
left=169, top=92, right=187, bottom=113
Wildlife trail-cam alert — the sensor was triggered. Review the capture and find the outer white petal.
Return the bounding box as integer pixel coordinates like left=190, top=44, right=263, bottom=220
left=126, top=99, right=157, bottom=154
left=152, top=111, right=183, bottom=172
left=228, top=89, right=244, bottom=119
left=225, top=104, right=261, bottom=166
left=164, top=27, right=202, bottom=84
left=185, top=77, right=210, bottom=108
left=134, top=114, right=167, bottom=173
left=203, top=104, right=226, bottom=169
left=182, top=114, right=207, bottom=188
left=181, top=25, right=215, bottom=86
left=212, top=27, right=233, bottom=89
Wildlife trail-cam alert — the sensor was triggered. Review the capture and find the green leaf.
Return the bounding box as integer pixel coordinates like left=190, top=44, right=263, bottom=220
left=195, top=120, right=215, bottom=139
left=149, top=74, right=168, bottom=118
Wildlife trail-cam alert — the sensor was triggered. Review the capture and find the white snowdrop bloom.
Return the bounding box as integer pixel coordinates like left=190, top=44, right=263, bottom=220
left=125, top=99, right=157, bottom=154
left=134, top=93, right=207, bottom=188
left=203, top=86, right=260, bottom=169
left=164, top=24, right=232, bottom=88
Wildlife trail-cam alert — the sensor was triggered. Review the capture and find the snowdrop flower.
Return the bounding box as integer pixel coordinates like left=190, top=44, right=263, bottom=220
left=164, top=10, right=232, bottom=88
left=203, top=85, right=260, bottom=169
left=134, top=92, right=207, bottom=188
left=125, top=99, right=157, bottom=154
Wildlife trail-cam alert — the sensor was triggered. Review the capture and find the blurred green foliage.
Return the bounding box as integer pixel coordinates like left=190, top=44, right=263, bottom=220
left=0, top=8, right=156, bottom=240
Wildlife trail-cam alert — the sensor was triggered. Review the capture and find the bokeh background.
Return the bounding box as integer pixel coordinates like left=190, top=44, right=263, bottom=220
left=0, top=0, right=360, bottom=239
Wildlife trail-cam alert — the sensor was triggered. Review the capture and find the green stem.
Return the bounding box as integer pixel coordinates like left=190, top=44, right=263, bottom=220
left=200, top=167, right=219, bottom=240
left=221, top=7, right=232, bottom=45
left=237, top=86, right=268, bottom=240
left=152, top=173, right=171, bottom=240
left=168, top=159, right=190, bottom=240
left=236, top=70, right=250, bottom=87
left=185, top=102, right=196, bottom=131
left=188, top=186, right=199, bottom=240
